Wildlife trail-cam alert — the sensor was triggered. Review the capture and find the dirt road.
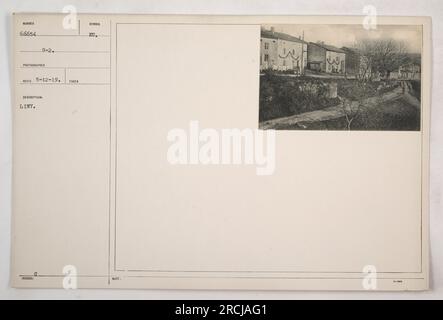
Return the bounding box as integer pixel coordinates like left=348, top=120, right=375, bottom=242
left=259, top=85, right=419, bottom=130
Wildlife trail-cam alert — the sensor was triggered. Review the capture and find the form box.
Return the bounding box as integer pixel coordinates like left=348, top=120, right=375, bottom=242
left=66, top=68, right=109, bottom=85
left=18, top=67, right=109, bottom=85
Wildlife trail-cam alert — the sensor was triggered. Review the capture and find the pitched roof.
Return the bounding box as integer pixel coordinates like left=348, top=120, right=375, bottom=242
left=310, top=42, right=346, bottom=53
left=261, top=29, right=307, bottom=44
left=341, top=47, right=361, bottom=55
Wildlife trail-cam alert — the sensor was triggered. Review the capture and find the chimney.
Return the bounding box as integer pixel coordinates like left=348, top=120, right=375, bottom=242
left=270, top=27, right=275, bottom=33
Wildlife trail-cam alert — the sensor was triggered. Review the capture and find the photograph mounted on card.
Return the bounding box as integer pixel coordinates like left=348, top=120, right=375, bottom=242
left=11, top=14, right=430, bottom=290
left=259, top=24, right=422, bottom=131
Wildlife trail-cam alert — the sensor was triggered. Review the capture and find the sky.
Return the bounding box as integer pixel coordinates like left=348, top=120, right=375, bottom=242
left=263, top=24, right=422, bottom=53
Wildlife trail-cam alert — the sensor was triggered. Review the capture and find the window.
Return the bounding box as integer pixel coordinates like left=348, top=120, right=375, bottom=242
left=292, top=49, right=295, bottom=54
left=264, top=43, right=269, bottom=50
left=283, top=48, right=286, bottom=54
left=264, top=54, right=269, bottom=62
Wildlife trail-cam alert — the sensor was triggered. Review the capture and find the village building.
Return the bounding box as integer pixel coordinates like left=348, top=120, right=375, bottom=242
left=390, top=63, right=421, bottom=80
left=341, top=47, right=371, bottom=79
left=307, top=42, right=346, bottom=74
left=260, top=28, right=308, bottom=75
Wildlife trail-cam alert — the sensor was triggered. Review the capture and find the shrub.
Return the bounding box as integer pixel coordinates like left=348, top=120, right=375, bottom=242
left=259, top=74, right=340, bottom=122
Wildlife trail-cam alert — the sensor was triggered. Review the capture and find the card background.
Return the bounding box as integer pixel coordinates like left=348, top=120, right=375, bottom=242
left=115, top=23, right=421, bottom=274
left=1, top=0, right=442, bottom=299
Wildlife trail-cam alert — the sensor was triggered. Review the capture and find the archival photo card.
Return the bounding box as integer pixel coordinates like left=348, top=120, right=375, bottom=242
left=11, top=14, right=430, bottom=291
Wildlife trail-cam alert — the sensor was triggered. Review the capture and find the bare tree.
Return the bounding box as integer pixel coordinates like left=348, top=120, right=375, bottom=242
left=338, top=81, right=374, bottom=130
left=355, top=39, right=408, bottom=80
left=357, top=55, right=372, bottom=82
left=339, top=97, right=361, bottom=130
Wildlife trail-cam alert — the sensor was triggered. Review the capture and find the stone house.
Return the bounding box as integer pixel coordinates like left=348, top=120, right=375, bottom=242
left=307, top=42, right=346, bottom=74
left=260, top=28, right=308, bottom=74
left=397, top=63, right=421, bottom=80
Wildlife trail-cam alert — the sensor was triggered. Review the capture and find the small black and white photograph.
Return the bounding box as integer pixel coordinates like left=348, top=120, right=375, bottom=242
left=259, top=24, right=422, bottom=131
